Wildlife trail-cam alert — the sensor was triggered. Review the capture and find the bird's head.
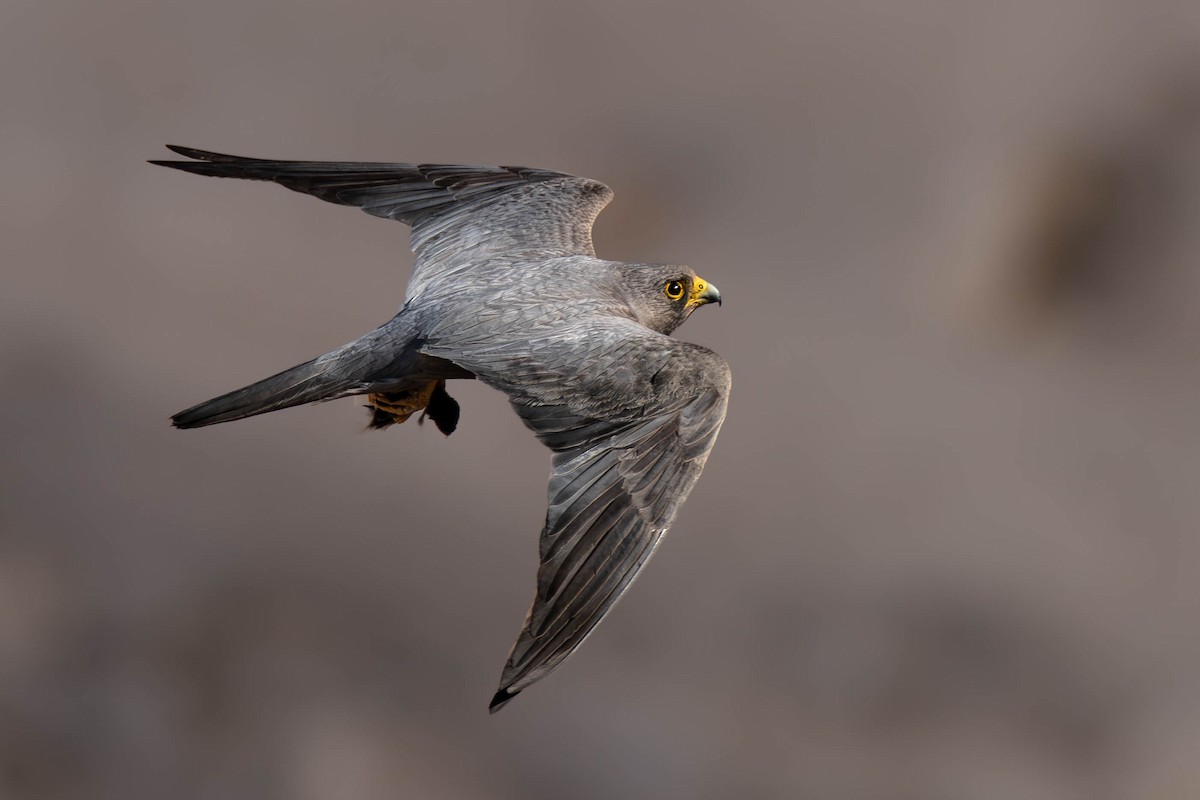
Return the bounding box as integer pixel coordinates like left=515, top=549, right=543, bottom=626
left=619, top=264, right=722, bottom=335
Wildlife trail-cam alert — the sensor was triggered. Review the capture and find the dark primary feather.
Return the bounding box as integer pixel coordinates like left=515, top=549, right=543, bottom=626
left=149, top=146, right=613, bottom=273
left=151, top=145, right=571, bottom=222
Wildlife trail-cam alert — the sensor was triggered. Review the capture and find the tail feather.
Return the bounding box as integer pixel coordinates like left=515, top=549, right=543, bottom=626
left=171, top=352, right=365, bottom=429
left=170, top=325, right=440, bottom=429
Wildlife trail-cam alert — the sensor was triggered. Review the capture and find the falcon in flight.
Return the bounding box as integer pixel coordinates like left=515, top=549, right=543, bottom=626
left=153, top=145, right=730, bottom=712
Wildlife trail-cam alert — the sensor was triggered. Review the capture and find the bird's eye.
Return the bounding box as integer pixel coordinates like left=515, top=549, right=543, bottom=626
left=664, top=280, right=685, bottom=300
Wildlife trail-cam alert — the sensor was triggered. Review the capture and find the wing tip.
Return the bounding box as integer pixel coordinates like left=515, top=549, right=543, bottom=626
left=163, top=144, right=247, bottom=162
left=488, top=687, right=521, bottom=714
left=151, top=146, right=258, bottom=171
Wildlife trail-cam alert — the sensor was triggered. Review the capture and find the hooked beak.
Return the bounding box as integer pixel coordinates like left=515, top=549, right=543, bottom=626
left=691, top=276, right=722, bottom=307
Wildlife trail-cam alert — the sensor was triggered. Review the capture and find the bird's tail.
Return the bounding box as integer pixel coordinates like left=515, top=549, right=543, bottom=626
left=172, top=353, right=360, bottom=429
left=171, top=325, right=431, bottom=429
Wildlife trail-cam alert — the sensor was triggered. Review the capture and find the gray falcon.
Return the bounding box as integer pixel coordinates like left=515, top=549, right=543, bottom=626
left=152, top=145, right=730, bottom=712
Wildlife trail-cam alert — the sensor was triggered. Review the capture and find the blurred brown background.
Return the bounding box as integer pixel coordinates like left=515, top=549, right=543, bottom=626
left=3, top=2, right=1200, bottom=798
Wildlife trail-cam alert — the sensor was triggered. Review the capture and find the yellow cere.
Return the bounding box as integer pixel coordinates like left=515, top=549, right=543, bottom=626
left=689, top=277, right=709, bottom=304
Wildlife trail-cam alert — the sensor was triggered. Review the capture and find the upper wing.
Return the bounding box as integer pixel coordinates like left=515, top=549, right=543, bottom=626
left=150, top=145, right=613, bottom=286
left=483, top=340, right=731, bottom=712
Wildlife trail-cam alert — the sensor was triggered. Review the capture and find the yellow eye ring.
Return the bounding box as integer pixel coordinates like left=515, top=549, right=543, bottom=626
left=664, top=280, right=685, bottom=300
